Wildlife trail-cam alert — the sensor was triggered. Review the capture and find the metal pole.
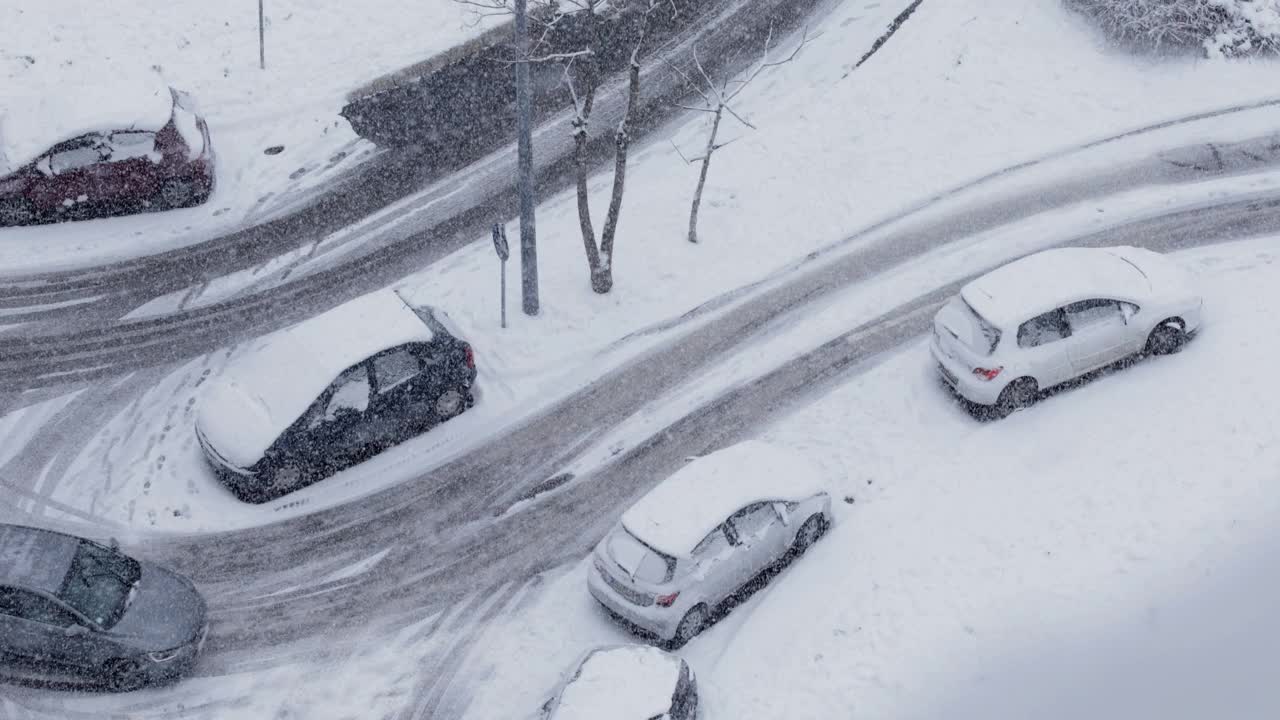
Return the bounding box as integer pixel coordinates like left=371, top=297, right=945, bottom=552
left=514, top=0, right=539, bottom=315
left=500, top=260, right=507, bottom=329
left=258, top=0, right=266, bottom=70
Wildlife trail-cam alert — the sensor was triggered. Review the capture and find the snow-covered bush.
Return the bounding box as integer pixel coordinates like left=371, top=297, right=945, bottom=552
left=1065, top=0, right=1280, bottom=56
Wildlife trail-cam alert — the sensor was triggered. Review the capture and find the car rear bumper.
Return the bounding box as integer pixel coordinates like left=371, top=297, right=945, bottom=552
left=587, top=563, right=680, bottom=640
left=929, top=340, right=1003, bottom=405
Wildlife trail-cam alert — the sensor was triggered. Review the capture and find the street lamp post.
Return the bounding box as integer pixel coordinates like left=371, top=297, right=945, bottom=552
left=514, top=0, right=539, bottom=315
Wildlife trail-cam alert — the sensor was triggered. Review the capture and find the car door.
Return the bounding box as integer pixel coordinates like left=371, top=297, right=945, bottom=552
left=292, top=363, right=377, bottom=470
left=1014, top=308, right=1075, bottom=387
left=367, top=344, right=433, bottom=447
left=0, top=586, right=47, bottom=663
left=101, top=130, right=161, bottom=203
left=689, top=526, right=738, bottom=605
left=35, top=136, right=108, bottom=212
left=727, top=503, right=790, bottom=582
left=0, top=588, right=91, bottom=670
left=1062, top=299, right=1131, bottom=373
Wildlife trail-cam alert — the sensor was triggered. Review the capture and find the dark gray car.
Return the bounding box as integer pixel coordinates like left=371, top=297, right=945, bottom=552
left=0, top=524, right=208, bottom=692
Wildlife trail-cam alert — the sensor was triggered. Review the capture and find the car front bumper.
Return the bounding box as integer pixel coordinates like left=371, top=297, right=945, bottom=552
left=587, top=563, right=681, bottom=641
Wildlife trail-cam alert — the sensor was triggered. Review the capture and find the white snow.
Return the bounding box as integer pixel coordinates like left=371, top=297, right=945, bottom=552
left=0, top=71, right=174, bottom=176
left=961, top=246, right=1155, bottom=327
left=619, top=441, right=827, bottom=558
left=550, top=645, right=683, bottom=720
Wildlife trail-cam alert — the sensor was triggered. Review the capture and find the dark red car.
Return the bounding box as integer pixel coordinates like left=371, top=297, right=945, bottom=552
left=0, top=87, right=215, bottom=227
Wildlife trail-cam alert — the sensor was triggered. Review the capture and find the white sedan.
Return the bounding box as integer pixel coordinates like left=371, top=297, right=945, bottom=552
left=587, top=441, right=833, bottom=648
left=930, top=245, right=1203, bottom=417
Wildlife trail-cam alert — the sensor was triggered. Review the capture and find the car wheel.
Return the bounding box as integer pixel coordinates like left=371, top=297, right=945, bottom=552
left=434, top=388, right=466, bottom=421
left=160, top=178, right=196, bottom=209
left=669, top=605, right=708, bottom=650
left=0, top=198, right=35, bottom=226
left=105, top=658, right=146, bottom=693
left=791, top=514, right=828, bottom=556
left=993, top=377, right=1038, bottom=419
left=267, top=463, right=305, bottom=497
left=1145, top=321, right=1186, bottom=356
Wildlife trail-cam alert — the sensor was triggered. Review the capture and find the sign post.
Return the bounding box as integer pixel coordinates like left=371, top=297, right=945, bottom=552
left=492, top=224, right=511, bottom=328
left=258, top=0, right=266, bottom=70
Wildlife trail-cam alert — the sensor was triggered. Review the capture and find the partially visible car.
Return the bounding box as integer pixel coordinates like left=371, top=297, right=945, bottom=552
left=0, top=523, right=208, bottom=692
left=540, top=645, right=698, bottom=720
left=588, top=440, right=833, bottom=648
left=195, top=290, right=478, bottom=503
left=0, top=77, right=214, bottom=226
left=930, top=245, right=1203, bottom=418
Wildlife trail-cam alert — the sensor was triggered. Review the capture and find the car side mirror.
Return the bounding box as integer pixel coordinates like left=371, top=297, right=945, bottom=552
left=64, top=624, right=91, bottom=638
left=35, top=157, right=53, bottom=177
left=1120, top=304, right=1138, bottom=323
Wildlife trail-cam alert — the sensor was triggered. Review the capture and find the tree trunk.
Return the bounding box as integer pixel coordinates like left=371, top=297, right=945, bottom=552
left=687, top=104, right=722, bottom=244
left=595, top=46, right=643, bottom=294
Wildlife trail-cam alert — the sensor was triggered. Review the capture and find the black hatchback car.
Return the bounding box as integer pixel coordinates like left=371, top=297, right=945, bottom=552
left=0, top=524, right=208, bottom=692
left=195, top=291, right=477, bottom=503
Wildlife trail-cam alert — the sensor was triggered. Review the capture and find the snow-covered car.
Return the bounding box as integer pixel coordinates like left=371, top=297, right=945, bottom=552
left=930, top=245, right=1203, bottom=417
left=0, top=78, right=214, bottom=226
left=539, top=645, right=698, bottom=720
left=0, top=523, right=208, bottom=693
left=195, top=291, right=477, bottom=503
left=588, top=440, right=833, bottom=648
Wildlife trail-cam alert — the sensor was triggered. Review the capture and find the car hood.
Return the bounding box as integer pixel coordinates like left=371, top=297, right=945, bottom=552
left=196, top=377, right=282, bottom=469
left=111, top=564, right=207, bottom=651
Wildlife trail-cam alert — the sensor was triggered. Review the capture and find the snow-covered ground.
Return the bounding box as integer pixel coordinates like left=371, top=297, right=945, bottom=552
left=0, top=0, right=503, bottom=271
left=461, top=236, right=1280, bottom=720
left=4, top=0, right=1280, bottom=535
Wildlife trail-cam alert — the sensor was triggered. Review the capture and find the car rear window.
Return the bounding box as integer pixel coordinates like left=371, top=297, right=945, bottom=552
left=608, top=528, right=675, bottom=584
left=942, top=295, right=1002, bottom=355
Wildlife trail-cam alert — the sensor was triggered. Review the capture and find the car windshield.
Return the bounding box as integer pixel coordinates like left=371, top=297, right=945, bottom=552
left=608, top=529, right=675, bottom=584
left=57, top=541, right=141, bottom=629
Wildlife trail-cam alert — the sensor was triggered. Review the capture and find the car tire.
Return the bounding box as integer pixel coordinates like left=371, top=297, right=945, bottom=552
left=160, top=178, right=197, bottom=209
left=0, top=198, right=35, bottom=227
left=105, top=658, right=146, bottom=693
left=1145, top=321, right=1186, bottom=356
left=433, top=388, right=467, bottom=421
left=791, top=514, right=828, bottom=557
left=669, top=605, right=709, bottom=650
left=993, top=377, right=1038, bottom=419
left=265, top=463, right=306, bottom=499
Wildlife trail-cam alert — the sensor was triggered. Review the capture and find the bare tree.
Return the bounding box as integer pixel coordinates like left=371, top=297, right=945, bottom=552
left=668, top=26, right=812, bottom=244
left=458, top=0, right=674, bottom=294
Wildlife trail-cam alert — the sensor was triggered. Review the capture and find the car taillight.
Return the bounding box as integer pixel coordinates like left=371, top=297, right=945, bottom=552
left=464, top=344, right=475, bottom=370
left=972, top=366, right=1003, bottom=380
left=655, top=592, right=680, bottom=607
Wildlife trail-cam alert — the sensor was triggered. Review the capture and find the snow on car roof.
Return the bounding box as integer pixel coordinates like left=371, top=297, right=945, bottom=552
left=620, top=440, right=829, bottom=558
left=0, top=524, right=78, bottom=595
left=552, top=645, right=683, bottom=720
left=0, top=70, right=174, bottom=177
left=961, top=247, right=1151, bottom=328
left=199, top=291, right=434, bottom=459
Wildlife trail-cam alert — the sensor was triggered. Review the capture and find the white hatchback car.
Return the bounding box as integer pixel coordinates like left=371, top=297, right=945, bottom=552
left=930, top=245, right=1203, bottom=417
left=588, top=441, right=833, bottom=648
